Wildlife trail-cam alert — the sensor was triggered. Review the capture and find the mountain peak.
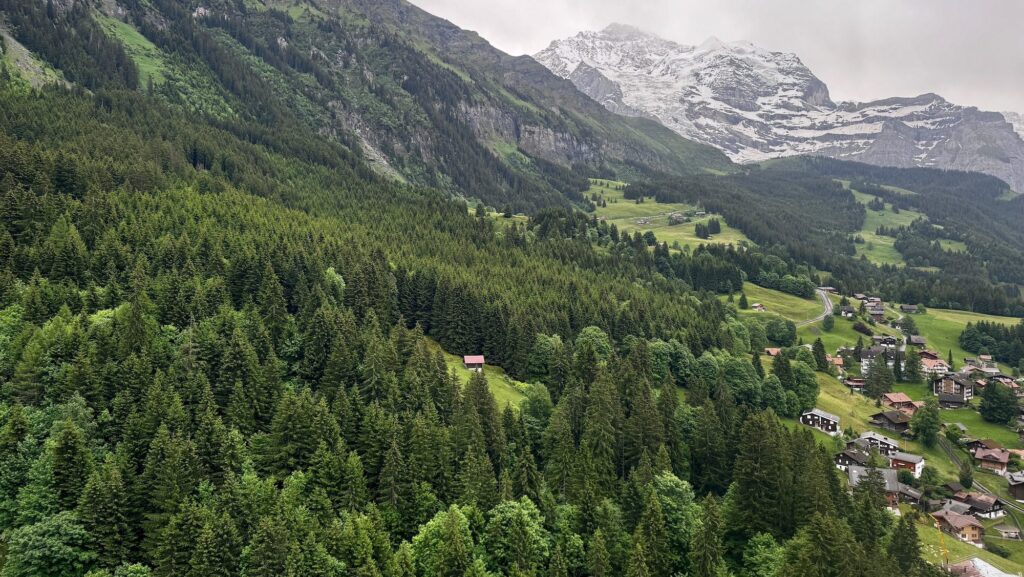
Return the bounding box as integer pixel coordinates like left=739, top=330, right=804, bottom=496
left=534, top=28, right=1024, bottom=192
left=697, top=35, right=725, bottom=51
left=599, top=23, right=653, bottom=41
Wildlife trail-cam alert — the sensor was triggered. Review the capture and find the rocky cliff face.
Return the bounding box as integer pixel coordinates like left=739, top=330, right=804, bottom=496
left=535, top=25, right=1024, bottom=192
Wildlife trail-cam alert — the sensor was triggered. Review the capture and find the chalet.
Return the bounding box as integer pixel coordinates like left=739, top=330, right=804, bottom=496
left=953, top=493, right=1005, bottom=519
left=463, top=355, right=485, bottom=372
left=872, top=335, right=898, bottom=348
left=1007, top=471, right=1024, bottom=500
left=868, top=297, right=882, bottom=304
left=834, top=448, right=871, bottom=471
left=849, top=431, right=900, bottom=456
left=973, top=448, right=1011, bottom=475
left=933, top=510, right=984, bottom=544
left=995, top=524, right=1021, bottom=540
left=869, top=410, right=912, bottom=433
left=800, top=408, right=840, bottom=436
left=847, top=466, right=920, bottom=508
left=966, top=438, right=1003, bottom=453
left=764, top=348, right=781, bottom=357
left=900, top=304, right=920, bottom=314
left=933, top=374, right=974, bottom=407
left=853, top=293, right=868, bottom=301
left=881, top=392, right=916, bottom=411
left=889, top=451, right=925, bottom=478
left=819, top=286, right=838, bottom=294
left=919, top=350, right=942, bottom=361
left=921, top=357, right=951, bottom=376
left=750, top=303, right=767, bottom=312
left=867, top=306, right=886, bottom=321
left=827, top=355, right=845, bottom=370
left=908, top=335, right=927, bottom=347
left=839, top=305, right=857, bottom=318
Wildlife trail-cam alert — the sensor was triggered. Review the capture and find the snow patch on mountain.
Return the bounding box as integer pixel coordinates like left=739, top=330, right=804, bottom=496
left=1005, top=112, right=1024, bottom=140
left=534, top=25, right=1024, bottom=192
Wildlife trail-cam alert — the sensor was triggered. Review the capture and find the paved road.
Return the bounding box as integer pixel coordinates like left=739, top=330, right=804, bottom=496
left=797, top=289, right=833, bottom=327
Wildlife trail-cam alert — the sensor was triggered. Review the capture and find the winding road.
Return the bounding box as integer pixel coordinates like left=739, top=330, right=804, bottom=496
left=797, top=288, right=834, bottom=327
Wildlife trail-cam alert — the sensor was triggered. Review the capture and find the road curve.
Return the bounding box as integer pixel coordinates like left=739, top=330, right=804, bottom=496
left=797, top=288, right=833, bottom=327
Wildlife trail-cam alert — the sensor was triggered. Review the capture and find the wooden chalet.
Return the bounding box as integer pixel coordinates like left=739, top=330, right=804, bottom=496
left=869, top=410, right=912, bottom=433
left=1007, top=471, right=1024, bottom=500
left=848, top=431, right=900, bottom=456
left=973, top=448, right=1011, bottom=475
left=933, top=510, right=983, bottom=544
left=800, top=408, right=840, bottom=436
left=834, top=448, right=871, bottom=472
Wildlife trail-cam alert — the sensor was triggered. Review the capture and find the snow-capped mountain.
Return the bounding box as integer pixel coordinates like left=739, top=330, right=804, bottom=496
left=535, top=24, right=1024, bottom=192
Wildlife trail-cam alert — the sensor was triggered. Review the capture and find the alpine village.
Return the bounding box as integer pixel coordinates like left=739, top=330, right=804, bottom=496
left=1, top=1, right=1024, bottom=577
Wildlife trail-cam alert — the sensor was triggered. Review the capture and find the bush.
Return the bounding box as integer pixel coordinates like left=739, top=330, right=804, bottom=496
left=985, top=540, right=1011, bottom=559
left=853, top=322, right=874, bottom=336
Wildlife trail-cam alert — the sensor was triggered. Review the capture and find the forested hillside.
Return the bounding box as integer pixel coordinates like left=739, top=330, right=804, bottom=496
left=0, top=1, right=1006, bottom=577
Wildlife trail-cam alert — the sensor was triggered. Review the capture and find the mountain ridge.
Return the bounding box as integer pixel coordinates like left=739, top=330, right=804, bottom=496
left=535, top=24, right=1024, bottom=192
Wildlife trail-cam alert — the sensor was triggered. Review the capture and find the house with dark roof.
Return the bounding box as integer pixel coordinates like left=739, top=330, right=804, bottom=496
left=889, top=451, right=925, bottom=478
left=869, top=410, right=912, bottom=433
left=848, top=431, right=900, bottom=456
left=953, top=492, right=1005, bottom=519
left=844, top=377, right=866, bottom=393
left=800, top=408, right=840, bottom=436
left=900, top=304, right=920, bottom=314
left=908, top=335, right=927, bottom=347
left=1008, top=471, right=1024, bottom=500
left=839, top=305, right=856, bottom=318
left=834, top=448, right=871, bottom=472
left=933, top=374, right=974, bottom=407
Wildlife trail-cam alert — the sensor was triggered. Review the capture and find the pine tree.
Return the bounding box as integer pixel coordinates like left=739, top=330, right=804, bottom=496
left=49, top=419, right=92, bottom=510
left=189, top=514, right=242, bottom=577
left=239, top=516, right=290, bottom=577
left=728, top=412, right=787, bottom=540
left=635, top=489, right=670, bottom=577
left=812, top=338, right=828, bottom=371
left=587, top=530, right=611, bottom=577
left=864, top=355, right=894, bottom=399
left=904, top=348, right=922, bottom=383
left=77, top=455, right=130, bottom=569
left=688, top=496, right=725, bottom=577
left=887, top=515, right=921, bottom=575
left=625, top=541, right=651, bottom=577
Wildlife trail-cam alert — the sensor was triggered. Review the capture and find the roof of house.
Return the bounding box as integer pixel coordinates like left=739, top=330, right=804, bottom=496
left=764, top=348, right=781, bottom=356
left=948, top=557, right=1016, bottom=577
left=974, top=448, right=1010, bottom=465
left=803, top=408, right=840, bottom=422
left=463, top=355, right=485, bottom=364
left=901, top=304, right=919, bottom=311
left=922, top=358, right=950, bottom=369
left=891, top=451, right=924, bottom=464
left=882, top=392, right=914, bottom=404
left=963, top=493, right=1001, bottom=512
left=995, top=524, right=1019, bottom=534
left=934, top=510, right=983, bottom=530
left=860, top=431, right=900, bottom=446
left=942, top=500, right=973, bottom=515
left=973, top=439, right=1004, bottom=450
left=871, top=410, right=912, bottom=425
left=1008, top=471, right=1024, bottom=486
left=847, top=467, right=923, bottom=502
left=837, top=449, right=870, bottom=466
left=909, top=335, right=927, bottom=345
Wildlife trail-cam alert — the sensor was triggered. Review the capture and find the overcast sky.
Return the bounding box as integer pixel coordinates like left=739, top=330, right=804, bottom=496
left=410, top=0, right=1024, bottom=112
